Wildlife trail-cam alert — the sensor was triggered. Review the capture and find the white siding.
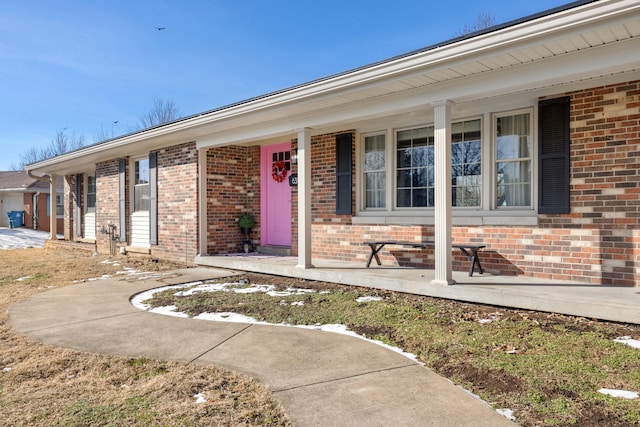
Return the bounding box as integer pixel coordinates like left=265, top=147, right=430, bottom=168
left=131, top=211, right=150, bottom=248
left=0, top=193, right=24, bottom=227
left=84, top=212, right=96, bottom=240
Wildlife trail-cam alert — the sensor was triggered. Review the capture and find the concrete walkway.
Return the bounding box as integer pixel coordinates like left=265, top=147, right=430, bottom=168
left=8, top=268, right=515, bottom=427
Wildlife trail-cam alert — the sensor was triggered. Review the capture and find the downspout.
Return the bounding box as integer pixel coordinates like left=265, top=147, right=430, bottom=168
left=27, top=170, right=56, bottom=240
left=33, top=192, right=39, bottom=230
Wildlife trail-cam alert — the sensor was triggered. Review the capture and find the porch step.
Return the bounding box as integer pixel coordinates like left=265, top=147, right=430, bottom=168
left=257, top=245, right=291, bottom=256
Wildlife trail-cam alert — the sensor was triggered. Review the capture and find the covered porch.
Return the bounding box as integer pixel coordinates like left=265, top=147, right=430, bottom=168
left=196, top=253, right=640, bottom=325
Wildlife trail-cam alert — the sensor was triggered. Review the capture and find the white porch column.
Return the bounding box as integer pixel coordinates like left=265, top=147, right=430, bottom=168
left=49, top=174, right=58, bottom=240
left=431, top=100, right=455, bottom=286
left=296, top=128, right=314, bottom=269
left=197, top=148, right=208, bottom=256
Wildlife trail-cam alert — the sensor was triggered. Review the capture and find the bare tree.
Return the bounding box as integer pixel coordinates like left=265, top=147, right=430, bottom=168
left=456, top=12, right=496, bottom=37
left=136, top=96, right=181, bottom=130
left=12, top=128, right=86, bottom=169
left=93, top=124, right=116, bottom=143
left=45, top=129, right=86, bottom=158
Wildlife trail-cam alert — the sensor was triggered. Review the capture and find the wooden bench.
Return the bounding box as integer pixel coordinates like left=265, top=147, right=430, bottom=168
left=363, top=241, right=486, bottom=277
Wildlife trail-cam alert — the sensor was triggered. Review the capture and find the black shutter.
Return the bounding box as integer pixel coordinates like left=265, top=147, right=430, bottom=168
left=75, top=174, right=82, bottom=237
left=335, top=133, right=353, bottom=215
left=538, top=97, right=570, bottom=214
left=118, top=159, right=127, bottom=242
left=149, top=151, right=158, bottom=245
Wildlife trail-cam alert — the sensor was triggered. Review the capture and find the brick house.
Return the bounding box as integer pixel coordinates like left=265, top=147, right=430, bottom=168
left=0, top=171, right=63, bottom=232
left=28, top=0, right=640, bottom=286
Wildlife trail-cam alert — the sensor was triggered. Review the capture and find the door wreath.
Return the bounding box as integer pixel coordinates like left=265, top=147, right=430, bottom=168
left=272, top=160, right=288, bottom=182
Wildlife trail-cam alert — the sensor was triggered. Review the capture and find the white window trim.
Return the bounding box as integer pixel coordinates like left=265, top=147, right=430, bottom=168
left=131, top=156, right=150, bottom=214
left=355, top=109, right=539, bottom=226
left=491, top=107, right=537, bottom=211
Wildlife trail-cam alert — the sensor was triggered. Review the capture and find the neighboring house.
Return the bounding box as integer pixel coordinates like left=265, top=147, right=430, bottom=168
left=0, top=171, right=64, bottom=232
left=27, top=0, right=640, bottom=286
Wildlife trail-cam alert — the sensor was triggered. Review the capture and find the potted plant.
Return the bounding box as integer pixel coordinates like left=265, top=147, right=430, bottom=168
left=238, top=213, right=255, bottom=235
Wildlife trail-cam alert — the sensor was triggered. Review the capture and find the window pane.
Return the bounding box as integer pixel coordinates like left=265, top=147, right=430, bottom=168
left=56, top=194, right=64, bottom=216
left=451, top=119, right=481, bottom=207
left=136, top=159, right=149, bottom=185
left=87, top=175, right=96, bottom=213
left=412, top=167, right=429, bottom=187
left=496, top=160, right=531, bottom=207
left=135, top=159, right=150, bottom=212
left=396, top=189, right=411, bottom=207
left=364, top=134, right=386, bottom=209
left=497, top=114, right=530, bottom=160
left=396, top=168, right=412, bottom=188
left=364, top=135, right=385, bottom=171
left=495, top=113, right=531, bottom=208
left=395, top=126, right=434, bottom=208
left=135, top=184, right=150, bottom=212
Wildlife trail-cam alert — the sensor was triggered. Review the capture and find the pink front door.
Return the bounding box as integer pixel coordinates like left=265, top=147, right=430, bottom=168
left=261, top=142, right=292, bottom=247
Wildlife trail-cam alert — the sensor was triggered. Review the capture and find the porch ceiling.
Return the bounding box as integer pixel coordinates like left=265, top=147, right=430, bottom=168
left=27, top=0, right=640, bottom=176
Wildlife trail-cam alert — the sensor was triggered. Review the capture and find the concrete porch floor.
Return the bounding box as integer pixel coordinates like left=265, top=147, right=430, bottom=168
left=195, top=254, right=640, bottom=325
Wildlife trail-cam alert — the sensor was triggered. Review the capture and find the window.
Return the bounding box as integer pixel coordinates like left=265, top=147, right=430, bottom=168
left=135, top=158, right=150, bottom=212
left=496, top=113, right=531, bottom=208
left=55, top=194, right=64, bottom=217
left=393, top=119, right=481, bottom=209
left=396, top=126, right=434, bottom=208
left=359, top=112, right=539, bottom=217
left=364, top=134, right=386, bottom=208
left=87, top=175, right=96, bottom=213
left=452, top=119, right=481, bottom=207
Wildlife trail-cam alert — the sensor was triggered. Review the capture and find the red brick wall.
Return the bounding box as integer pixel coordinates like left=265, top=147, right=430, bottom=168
left=306, top=81, right=640, bottom=286
left=206, top=145, right=259, bottom=254
left=63, top=175, right=79, bottom=241
left=95, top=159, right=122, bottom=254
left=151, top=142, right=199, bottom=263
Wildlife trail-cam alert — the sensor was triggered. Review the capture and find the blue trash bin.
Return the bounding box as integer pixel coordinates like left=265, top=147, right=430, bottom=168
left=7, top=211, right=24, bottom=228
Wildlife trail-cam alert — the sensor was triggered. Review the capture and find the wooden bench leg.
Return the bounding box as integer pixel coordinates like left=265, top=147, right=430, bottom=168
left=366, top=243, right=385, bottom=268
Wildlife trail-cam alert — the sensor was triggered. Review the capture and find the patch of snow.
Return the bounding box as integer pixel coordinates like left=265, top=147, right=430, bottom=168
left=15, top=276, right=33, bottom=282
left=496, top=408, right=517, bottom=422
left=598, top=388, right=638, bottom=399
left=148, top=305, right=191, bottom=318
left=290, top=301, right=304, bottom=306
left=193, top=392, right=207, bottom=404
left=296, top=323, right=422, bottom=365
left=614, top=336, right=640, bottom=349
left=0, top=227, right=62, bottom=250
left=195, top=312, right=260, bottom=323
left=130, top=283, right=199, bottom=310
left=267, top=287, right=316, bottom=297
left=2, top=367, right=11, bottom=372
left=356, top=296, right=382, bottom=303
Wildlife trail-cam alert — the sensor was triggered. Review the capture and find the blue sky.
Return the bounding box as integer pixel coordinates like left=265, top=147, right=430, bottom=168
left=1, top=0, right=572, bottom=170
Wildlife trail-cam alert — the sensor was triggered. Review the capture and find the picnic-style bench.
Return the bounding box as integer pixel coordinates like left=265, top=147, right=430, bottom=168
left=363, top=241, right=486, bottom=277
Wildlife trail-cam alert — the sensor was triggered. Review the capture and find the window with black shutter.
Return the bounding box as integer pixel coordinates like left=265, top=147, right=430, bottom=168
left=335, top=133, right=353, bottom=215
left=538, top=96, right=570, bottom=214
